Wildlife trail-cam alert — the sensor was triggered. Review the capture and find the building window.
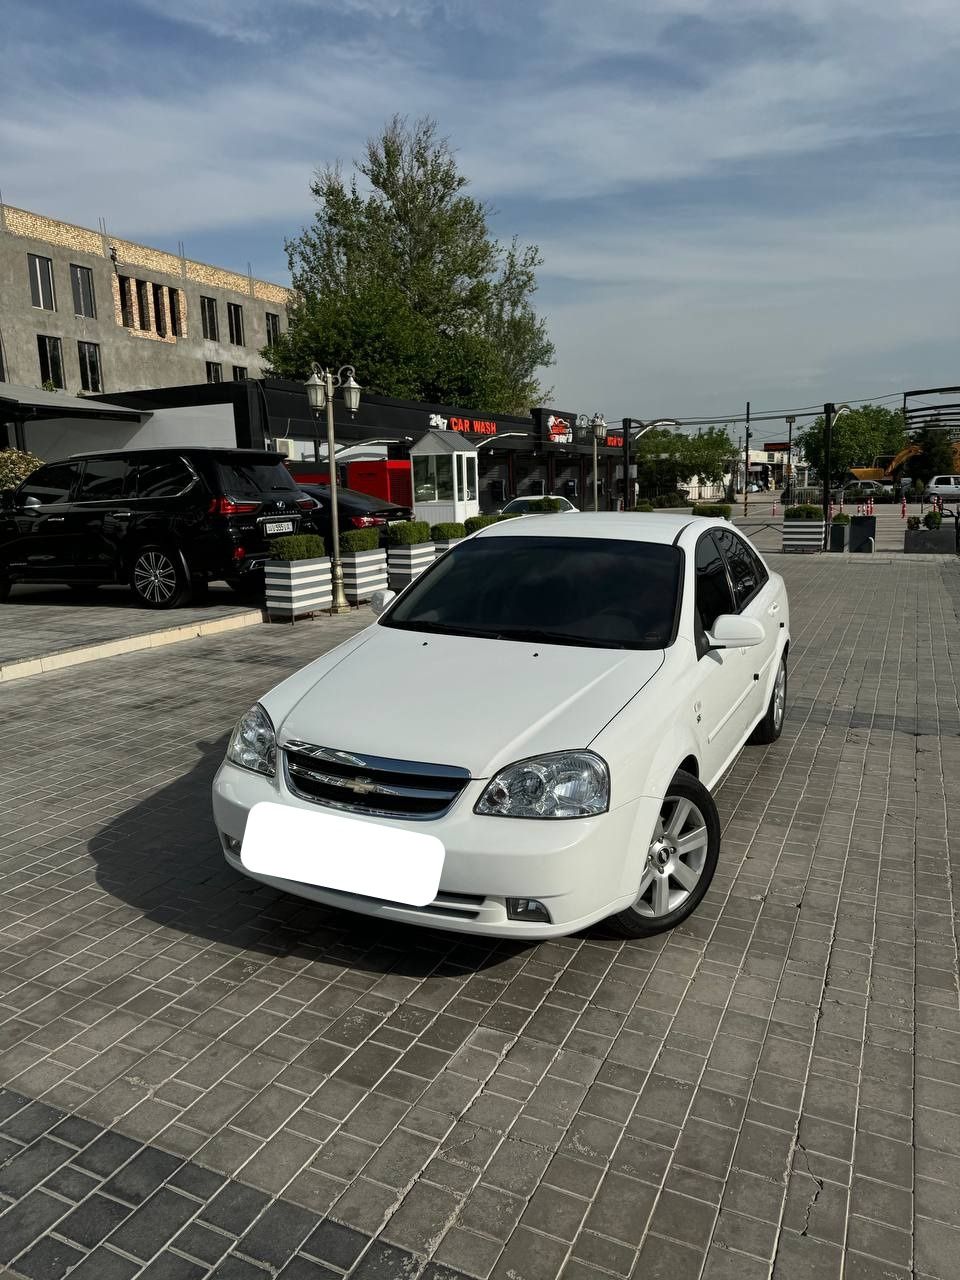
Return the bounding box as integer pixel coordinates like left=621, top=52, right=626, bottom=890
left=70, top=264, right=97, bottom=319
left=152, top=283, right=166, bottom=337
left=118, top=276, right=135, bottom=327
left=265, top=312, right=281, bottom=345
left=168, top=288, right=182, bottom=337
left=201, top=296, right=219, bottom=341
left=206, top=361, right=222, bottom=384
left=227, top=302, right=245, bottom=346
left=78, top=341, right=103, bottom=393
left=37, top=335, right=65, bottom=389
left=135, top=279, right=150, bottom=330
left=232, top=366, right=248, bottom=381
left=28, top=254, right=56, bottom=310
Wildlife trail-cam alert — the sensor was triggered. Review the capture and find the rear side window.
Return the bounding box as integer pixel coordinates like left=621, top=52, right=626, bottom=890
left=716, top=529, right=768, bottom=610
left=19, top=462, right=82, bottom=505
left=695, top=534, right=735, bottom=633
left=132, top=458, right=195, bottom=499
left=215, top=460, right=299, bottom=498
left=77, top=458, right=131, bottom=501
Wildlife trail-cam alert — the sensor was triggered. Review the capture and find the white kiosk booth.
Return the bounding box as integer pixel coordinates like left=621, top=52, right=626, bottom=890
left=411, top=430, right=480, bottom=526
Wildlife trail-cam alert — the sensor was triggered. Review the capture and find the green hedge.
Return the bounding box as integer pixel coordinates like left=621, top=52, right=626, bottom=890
left=831, top=512, right=850, bottom=525
left=907, top=515, right=921, bottom=530
left=339, top=528, right=382, bottom=554
left=784, top=504, right=824, bottom=519
left=430, top=522, right=466, bottom=541
left=923, top=511, right=943, bottom=530
left=523, top=497, right=565, bottom=513
left=382, top=520, right=431, bottom=546
left=633, top=502, right=655, bottom=512
left=269, top=534, right=326, bottom=561
left=691, top=503, right=732, bottom=519
left=651, top=491, right=690, bottom=508
left=465, top=513, right=517, bottom=534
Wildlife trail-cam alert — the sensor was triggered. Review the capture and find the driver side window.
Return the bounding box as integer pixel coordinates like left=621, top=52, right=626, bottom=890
left=695, top=534, right=735, bottom=652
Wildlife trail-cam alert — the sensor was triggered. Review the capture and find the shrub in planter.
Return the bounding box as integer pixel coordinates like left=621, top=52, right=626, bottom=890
left=831, top=512, right=850, bottom=525
left=907, top=515, right=921, bottom=531
left=524, top=497, right=565, bottom=513
left=784, top=504, right=824, bottom=519
left=270, top=534, right=326, bottom=561
left=339, top=527, right=387, bottom=603
left=465, top=514, right=511, bottom=534
left=0, top=447, right=43, bottom=490
left=265, top=534, right=330, bottom=620
left=829, top=512, right=850, bottom=552
left=430, top=522, right=466, bottom=541
left=382, top=520, right=431, bottom=546
left=691, top=503, right=732, bottom=519
left=634, top=502, right=654, bottom=512
left=923, top=510, right=942, bottom=530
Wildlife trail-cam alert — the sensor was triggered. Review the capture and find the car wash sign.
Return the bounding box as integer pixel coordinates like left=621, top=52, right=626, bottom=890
left=533, top=408, right=584, bottom=448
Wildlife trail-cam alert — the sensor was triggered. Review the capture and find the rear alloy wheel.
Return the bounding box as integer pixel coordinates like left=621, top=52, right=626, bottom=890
left=609, top=770, right=720, bottom=938
left=131, top=548, right=188, bottom=609
left=750, top=655, right=787, bottom=744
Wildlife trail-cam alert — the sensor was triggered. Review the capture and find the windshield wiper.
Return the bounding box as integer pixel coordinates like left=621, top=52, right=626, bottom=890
left=490, top=628, right=624, bottom=649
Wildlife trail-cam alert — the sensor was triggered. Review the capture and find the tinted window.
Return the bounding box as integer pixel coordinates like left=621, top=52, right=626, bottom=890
left=216, top=460, right=299, bottom=498
left=133, top=458, right=195, bottom=499
left=77, top=458, right=130, bottom=501
left=695, top=534, right=735, bottom=632
left=383, top=536, right=683, bottom=650
left=716, top=529, right=767, bottom=609
left=20, top=462, right=81, bottom=505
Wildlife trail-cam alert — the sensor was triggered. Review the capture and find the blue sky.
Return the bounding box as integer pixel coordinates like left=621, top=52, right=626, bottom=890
left=2, top=0, right=959, bottom=418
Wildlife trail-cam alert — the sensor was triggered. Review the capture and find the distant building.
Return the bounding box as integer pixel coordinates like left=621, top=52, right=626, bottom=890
left=0, top=204, right=290, bottom=397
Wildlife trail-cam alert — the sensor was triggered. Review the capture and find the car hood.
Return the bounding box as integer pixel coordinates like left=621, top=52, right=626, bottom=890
left=264, top=625, right=665, bottom=778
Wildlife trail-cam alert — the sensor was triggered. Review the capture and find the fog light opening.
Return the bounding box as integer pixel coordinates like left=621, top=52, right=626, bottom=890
left=224, top=835, right=242, bottom=854
left=506, top=898, right=552, bottom=924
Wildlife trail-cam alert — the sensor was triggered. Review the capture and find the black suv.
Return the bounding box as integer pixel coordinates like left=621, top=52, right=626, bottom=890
left=0, top=448, right=312, bottom=608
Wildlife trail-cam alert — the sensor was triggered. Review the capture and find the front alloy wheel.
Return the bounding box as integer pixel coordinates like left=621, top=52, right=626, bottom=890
left=610, top=770, right=720, bottom=938
left=131, top=548, right=188, bottom=609
left=750, top=654, right=787, bottom=744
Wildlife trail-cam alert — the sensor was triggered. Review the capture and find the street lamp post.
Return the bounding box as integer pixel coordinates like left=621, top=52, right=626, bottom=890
left=822, top=402, right=852, bottom=545
left=784, top=415, right=795, bottom=503
left=587, top=413, right=607, bottom=511
left=304, top=364, right=361, bottom=614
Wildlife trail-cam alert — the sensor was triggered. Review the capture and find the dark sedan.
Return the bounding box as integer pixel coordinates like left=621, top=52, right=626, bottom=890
left=298, top=484, right=413, bottom=547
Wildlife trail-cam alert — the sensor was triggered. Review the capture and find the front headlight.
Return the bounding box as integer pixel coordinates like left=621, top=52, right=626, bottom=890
left=226, top=703, right=276, bottom=777
left=476, top=751, right=609, bottom=819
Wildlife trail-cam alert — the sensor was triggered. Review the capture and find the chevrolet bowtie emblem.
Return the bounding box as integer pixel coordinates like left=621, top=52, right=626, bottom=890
left=347, top=777, right=378, bottom=795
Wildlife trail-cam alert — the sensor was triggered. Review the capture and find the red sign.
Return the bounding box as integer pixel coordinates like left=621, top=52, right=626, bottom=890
left=450, top=417, right=497, bottom=435
left=763, top=441, right=790, bottom=452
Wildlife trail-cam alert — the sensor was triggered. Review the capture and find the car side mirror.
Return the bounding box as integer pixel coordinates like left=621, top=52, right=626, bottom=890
left=706, top=614, right=765, bottom=650
left=369, top=589, right=396, bottom=617
left=20, top=494, right=41, bottom=511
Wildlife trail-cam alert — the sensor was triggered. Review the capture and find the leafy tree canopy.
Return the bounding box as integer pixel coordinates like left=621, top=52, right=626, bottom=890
left=909, top=424, right=958, bottom=485
left=797, top=404, right=906, bottom=488
left=267, top=116, right=555, bottom=415
left=634, top=427, right=738, bottom=494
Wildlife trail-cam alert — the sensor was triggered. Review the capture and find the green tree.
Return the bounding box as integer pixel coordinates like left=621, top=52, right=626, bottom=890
left=797, top=404, right=906, bottom=488
left=634, top=427, right=736, bottom=495
left=267, top=116, right=555, bottom=414
left=910, top=425, right=957, bottom=485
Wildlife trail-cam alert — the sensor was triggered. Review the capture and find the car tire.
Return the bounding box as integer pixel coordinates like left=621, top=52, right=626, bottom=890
left=0, top=578, right=10, bottom=603
left=608, top=770, right=720, bottom=939
left=750, top=654, right=787, bottom=745
left=130, top=546, right=189, bottom=609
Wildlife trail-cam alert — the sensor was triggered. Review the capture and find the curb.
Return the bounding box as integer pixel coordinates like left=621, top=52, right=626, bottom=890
left=0, top=608, right=264, bottom=683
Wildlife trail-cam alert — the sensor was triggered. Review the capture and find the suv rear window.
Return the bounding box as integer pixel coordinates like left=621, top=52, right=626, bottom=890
left=215, top=460, right=300, bottom=498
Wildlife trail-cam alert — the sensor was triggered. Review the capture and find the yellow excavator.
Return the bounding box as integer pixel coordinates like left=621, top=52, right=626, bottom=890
left=850, top=441, right=960, bottom=483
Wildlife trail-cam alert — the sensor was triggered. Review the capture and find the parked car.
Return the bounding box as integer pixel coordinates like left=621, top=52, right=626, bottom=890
left=214, top=513, right=790, bottom=939
left=499, top=495, right=578, bottom=515
left=0, top=447, right=311, bottom=608
left=843, top=480, right=893, bottom=499
left=736, top=483, right=763, bottom=494
left=923, top=475, right=960, bottom=503
left=296, top=484, right=413, bottom=546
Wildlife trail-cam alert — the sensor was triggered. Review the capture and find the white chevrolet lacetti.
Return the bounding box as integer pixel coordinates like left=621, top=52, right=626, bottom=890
left=212, top=514, right=789, bottom=939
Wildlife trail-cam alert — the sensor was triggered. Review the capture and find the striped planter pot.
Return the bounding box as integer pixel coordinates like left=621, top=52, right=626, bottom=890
left=265, top=558, right=332, bottom=620
left=432, top=538, right=463, bottom=556
left=341, top=549, right=388, bottom=605
left=388, top=543, right=436, bottom=592
left=782, top=520, right=825, bottom=553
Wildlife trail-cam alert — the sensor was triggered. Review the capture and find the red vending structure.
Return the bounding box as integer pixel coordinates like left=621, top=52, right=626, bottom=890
left=346, top=460, right=413, bottom=508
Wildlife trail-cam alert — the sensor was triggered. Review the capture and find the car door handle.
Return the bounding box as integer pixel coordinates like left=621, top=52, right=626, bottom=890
left=113, top=512, right=133, bottom=520
left=767, top=602, right=780, bottom=615
left=47, top=516, right=65, bottom=522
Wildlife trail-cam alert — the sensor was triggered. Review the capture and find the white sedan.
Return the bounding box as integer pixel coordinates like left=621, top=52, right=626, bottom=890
left=499, top=495, right=578, bottom=514
left=212, top=514, right=789, bottom=939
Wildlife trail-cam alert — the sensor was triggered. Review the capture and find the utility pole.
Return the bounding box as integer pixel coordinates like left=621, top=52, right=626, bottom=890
left=822, top=402, right=835, bottom=539
left=621, top=418, right=632, bottom=510
left=784, top=415, right=795, bottom=502
left=743, top=402, right=751, bottom=518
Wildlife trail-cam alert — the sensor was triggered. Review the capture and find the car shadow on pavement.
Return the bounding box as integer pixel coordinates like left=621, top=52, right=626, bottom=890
left=3, top=582, right=241, bottom=609
left=86, top=735, right=533, bottom=981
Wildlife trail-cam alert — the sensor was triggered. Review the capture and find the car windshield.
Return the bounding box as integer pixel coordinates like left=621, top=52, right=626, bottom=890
left=381, top=535, right=682, bottom=649
left=216, top=460, right=300, bottom=497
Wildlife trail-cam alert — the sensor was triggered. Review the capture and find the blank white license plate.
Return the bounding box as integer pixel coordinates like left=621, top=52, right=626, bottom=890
left=265, top=520, right=294, bottom=534
left=240, top=801, right=445, bottom=906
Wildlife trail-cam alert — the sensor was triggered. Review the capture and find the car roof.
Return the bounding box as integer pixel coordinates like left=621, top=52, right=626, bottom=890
left=476, top=512, right=714, bottom=545
left=506, top=494, right=570, bottom=501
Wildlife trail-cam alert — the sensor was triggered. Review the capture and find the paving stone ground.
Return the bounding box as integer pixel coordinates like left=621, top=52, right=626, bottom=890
left=1, top=555, right=959, bottom=1280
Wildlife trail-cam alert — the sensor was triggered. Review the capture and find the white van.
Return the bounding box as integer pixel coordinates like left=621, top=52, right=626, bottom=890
left=923, top=475, right=960, bottom=503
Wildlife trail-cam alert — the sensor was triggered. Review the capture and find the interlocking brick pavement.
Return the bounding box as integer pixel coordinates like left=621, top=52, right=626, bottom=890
left=1, top=556, right=959, bottom=1279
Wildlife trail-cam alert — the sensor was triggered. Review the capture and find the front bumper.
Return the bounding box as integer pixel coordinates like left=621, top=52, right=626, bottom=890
left=212, top=760, right=662, bottom=939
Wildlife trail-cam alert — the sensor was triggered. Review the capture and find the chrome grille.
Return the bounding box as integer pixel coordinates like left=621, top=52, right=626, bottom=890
left=282, top=740, right=471, bottom=819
